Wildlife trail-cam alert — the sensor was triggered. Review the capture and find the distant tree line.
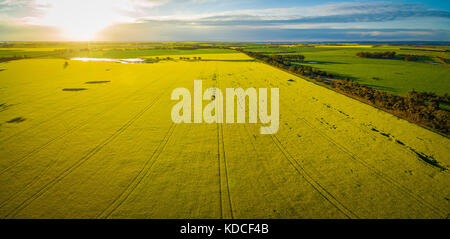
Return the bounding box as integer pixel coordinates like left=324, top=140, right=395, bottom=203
left=179, top=56, right=202, bottom=61
left=402, top=55, right=419, bottom=61
left=173, top=46, right=210, bottom=50
left=356, top=51, right=423, bottom=62
left=399, top=48, right=448, bottom=53
left=250, top=51, right=298, bottom=54
left=0, top=55, right=31, bottom=62
left=436, top=56, right=448, bottom=65
left=240, top=50, right=334, bottom=83
left=356, top=51, right=396, bottom=59
left=335, top=81, right=449, bottom=133
left=0, top=48, right=73, bottom=63
left=238, top=49, right=449, bottom=135
left=272, top=54, right=305, bottom=62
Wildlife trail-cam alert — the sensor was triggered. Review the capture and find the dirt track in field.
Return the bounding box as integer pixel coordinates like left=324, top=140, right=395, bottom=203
left=0, top=56, right=448, bottom=218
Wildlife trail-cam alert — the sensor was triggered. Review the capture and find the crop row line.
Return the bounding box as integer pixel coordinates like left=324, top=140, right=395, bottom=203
left=3, top=85, right=168, bottom=218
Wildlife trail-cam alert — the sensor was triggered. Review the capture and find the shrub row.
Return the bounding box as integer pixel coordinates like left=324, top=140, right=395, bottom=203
left=239, top=49, right=449, bottom=135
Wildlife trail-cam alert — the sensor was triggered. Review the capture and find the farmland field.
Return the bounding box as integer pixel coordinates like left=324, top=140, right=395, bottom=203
left=241, top=44, right=450, bottom=95
left=0, top=52, right=449, bottom=219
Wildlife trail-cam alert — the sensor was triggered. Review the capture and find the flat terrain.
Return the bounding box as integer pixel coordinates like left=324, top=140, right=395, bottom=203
left=0, top=53, right=449, bottom=218
left=244, top=44, right=450, bottom=95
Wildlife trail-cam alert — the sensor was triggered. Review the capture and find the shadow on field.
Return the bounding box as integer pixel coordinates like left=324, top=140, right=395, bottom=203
left=303, top=61, right=349, bottom=65
left=85, top=81, right=111, bottom=84
left=0, top=103, right=14, bottom=112
left=371, top=127, right=447, bottom=171
left=362, top=84, right=397, bottom=93
left=62, top=88, right=88, bottom=91
left=6, top=117, right=26, bottom=124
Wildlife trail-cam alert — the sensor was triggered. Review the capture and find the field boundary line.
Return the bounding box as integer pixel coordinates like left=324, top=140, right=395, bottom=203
left=242, top=51, right=449, bottom=139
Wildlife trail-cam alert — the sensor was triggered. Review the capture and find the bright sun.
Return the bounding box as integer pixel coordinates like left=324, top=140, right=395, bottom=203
left=34, top=0, right=133, bottom=41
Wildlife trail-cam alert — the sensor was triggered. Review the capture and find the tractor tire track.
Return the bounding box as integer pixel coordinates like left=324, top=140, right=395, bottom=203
left=1, top=106, right=78, bottom=143
left=216, top=123, right=224, bottom=219
left=298, top=116, right=445, bottom=217
left=0, top=138, right=69, bottom=209
left=292, top=91, right=449, bottom=213
left=214, top=71, right=234, bottom=219
left=98, top=122, right=178, bottom=219
left=240, top=122, right=308, bottom=217
left=217, top=123, right=234, bottom=219
left=4, top=89, right=167, bottom=218
left=227, top=71, right=354, bottom=218
left=271, top=134, right=359, bottom=218
left=265, top=69, right=446, bottom=218
left=95, top=65, right=210, bottom=218
left=277, top=80, right=445, bottom=217
left=0, top=73, right=132, bottom=144
left=0, top=76, right=165, bottom=176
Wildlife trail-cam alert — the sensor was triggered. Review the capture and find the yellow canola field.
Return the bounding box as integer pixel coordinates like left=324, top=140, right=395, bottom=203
left=0, top=53, right=448, bottom=219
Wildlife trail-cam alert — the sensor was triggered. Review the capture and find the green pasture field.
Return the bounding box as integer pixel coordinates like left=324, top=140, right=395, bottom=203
left=0, top=55, right=448, bottom=218
left=1, top=42, right=449, bottom=96
left=0, top=42, right=235, bottom=59
left=243, top=44, right=450, bottom=95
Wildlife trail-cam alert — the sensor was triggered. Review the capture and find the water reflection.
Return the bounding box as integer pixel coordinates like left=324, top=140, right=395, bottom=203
left=70, top=58, right=145, bottom=64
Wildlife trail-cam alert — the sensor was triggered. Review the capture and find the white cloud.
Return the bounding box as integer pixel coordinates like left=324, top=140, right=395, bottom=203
left=349, top=30, right=434, bottom=37
left=0, top=0, right=170, bottom=40
left=136, top=1, right=449, bottom=24
left=0, top=1, right=449, bottom=41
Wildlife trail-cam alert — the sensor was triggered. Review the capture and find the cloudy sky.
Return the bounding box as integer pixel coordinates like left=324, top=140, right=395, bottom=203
left=0, top=0, right=449, bottom=41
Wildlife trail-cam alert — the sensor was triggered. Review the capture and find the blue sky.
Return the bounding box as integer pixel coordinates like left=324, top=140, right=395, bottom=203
left=0, top=0, right=449, bottom=41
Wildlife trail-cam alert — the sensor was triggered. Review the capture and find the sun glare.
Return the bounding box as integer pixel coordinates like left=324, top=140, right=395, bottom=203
left=35, top=0, right=133, bottom=40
